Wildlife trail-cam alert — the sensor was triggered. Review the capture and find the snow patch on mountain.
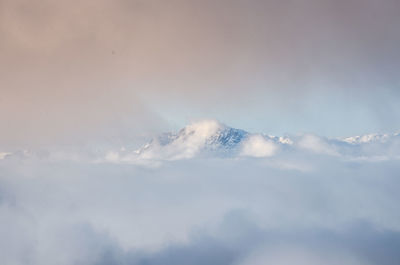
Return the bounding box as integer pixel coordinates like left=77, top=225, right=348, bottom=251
left=343, top=134, right=391, bottom=144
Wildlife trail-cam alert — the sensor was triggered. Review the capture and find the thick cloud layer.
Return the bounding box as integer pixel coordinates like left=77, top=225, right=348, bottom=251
left=1, top=150, right=400, bottom=264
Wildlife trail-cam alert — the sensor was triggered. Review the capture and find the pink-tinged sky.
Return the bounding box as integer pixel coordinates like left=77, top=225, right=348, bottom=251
left=1, top=0, right=400, bottom=147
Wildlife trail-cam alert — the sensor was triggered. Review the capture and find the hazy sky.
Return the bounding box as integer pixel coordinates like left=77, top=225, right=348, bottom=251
left=1, top=0, right=400, bottom=147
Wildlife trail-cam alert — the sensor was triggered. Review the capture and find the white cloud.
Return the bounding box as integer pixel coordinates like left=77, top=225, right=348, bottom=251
left=240, top=135, right=278, bottom=158
left=297, top=134, right=339, bottom=156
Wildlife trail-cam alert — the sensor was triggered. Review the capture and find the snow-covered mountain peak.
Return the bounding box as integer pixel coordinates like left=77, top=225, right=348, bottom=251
left=130, top=120, right=252, bottom=160
left=153, top=120, right=247, bottom=148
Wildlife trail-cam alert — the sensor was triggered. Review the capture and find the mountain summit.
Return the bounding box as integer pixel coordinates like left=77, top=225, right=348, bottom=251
left=135, top=120, right=254, bottom=160
left=108, top=120, right=298, bottom=162
left=125, top=120, right=300, bottom=162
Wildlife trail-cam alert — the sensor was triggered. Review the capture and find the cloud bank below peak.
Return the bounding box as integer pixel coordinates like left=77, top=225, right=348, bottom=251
left=1, top=142, right=400, bottom=265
